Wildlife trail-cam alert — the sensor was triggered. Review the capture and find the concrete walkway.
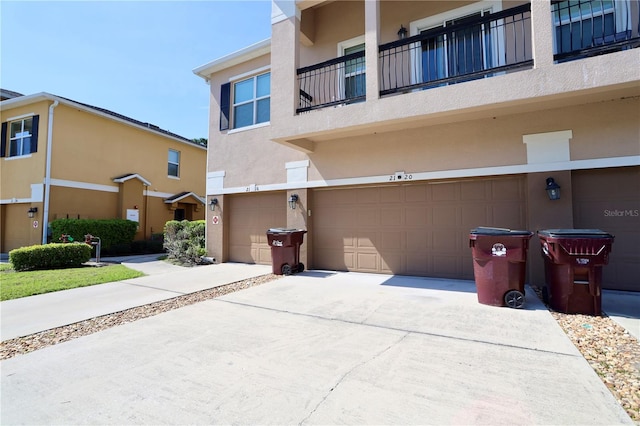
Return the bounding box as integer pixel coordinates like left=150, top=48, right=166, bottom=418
left=0, top=256, right=272, bottom=340
left=1, top=269, right=634, bottom=425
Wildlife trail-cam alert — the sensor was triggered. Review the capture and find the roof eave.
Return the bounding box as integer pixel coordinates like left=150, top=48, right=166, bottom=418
left=1, top=93, right=205, bottom=150
left=193, top=39, right=271, bottom=80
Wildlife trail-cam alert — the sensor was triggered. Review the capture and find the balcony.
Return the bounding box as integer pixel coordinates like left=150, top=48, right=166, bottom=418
left=552, top=0, right=640, bottom=62
left=297, top=50, right=366, bottom=113
left=295, top=1, right=640, bottom=115
left=379, top=3, right=532, bottom=97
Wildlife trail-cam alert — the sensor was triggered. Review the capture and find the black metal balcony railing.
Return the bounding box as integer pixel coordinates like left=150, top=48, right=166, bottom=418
left=552, top=0, right=640, bottom=62
left=379, top=3, right=532, bottom=96
left=297, top=50, right=366, bottom=113
left=295, top=2, right=639, bottom=114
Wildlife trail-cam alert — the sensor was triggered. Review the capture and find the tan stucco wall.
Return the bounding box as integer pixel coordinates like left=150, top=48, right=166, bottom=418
left=209, top=95, right=639, bottom=190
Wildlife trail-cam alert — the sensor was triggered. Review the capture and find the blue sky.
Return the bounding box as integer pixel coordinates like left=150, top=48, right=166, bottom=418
left=1, top=1, right=272, bottom=140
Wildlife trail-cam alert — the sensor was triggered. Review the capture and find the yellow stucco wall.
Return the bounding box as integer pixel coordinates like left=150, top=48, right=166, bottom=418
left=1, top=97, right=206, bottom=252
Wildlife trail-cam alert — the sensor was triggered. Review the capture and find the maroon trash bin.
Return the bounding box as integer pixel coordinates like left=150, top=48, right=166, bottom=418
left=469, top=227, right=533, bottom=308
left=537, top=229, right=614, bottom=316
left=266, top=228, right=307, bottom=275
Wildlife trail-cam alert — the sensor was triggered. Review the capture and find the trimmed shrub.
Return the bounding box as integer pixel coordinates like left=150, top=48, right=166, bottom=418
left=9, top=243, right=92, bottom=271
left=50, top=218, right=138, bottom=251
left=163, top=220, right=206, bottom=265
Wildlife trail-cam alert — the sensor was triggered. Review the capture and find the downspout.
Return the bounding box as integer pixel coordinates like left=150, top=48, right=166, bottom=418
left=42, top=100, right=59, bottom=244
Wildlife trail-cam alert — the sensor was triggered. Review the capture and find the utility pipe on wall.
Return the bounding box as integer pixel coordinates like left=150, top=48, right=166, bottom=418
left=42, top=100, right=59, bottom=244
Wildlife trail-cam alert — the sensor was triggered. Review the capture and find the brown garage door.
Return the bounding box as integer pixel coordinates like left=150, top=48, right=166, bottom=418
left=573, top=166, right=640, bottom=291
left=228, top=192, right=286, bottom=264
left=312, top=176, right=526, bottom=279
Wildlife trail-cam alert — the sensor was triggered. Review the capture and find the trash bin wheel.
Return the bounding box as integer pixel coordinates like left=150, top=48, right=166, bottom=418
left=281, top=264, right=293, bottom=276
left=504, top=290, right=525, bottom=309
left=297, top=262, right=305, bottom=273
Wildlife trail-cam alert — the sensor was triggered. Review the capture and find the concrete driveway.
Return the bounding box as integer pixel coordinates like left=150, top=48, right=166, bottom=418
left=1, top=270, right=633, bottom=425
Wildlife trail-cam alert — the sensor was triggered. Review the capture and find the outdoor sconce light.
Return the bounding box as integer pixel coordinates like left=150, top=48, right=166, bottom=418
left=288, top=194, right=299, bottom=210
left=209, top=198, right=218, bottom=211
left=545, top=177, right=561, bottom=201
left=27, top=207, right=38, bottom=218
left=397, top=25, right=408, bottom=40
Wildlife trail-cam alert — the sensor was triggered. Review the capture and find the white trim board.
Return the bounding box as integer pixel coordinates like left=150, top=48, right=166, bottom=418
left=211, top=155, right=640, bottom=195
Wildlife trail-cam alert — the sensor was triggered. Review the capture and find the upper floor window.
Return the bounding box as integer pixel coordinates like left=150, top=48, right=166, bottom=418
left=411, top=2, right=501, bottom=86
left=168, top=149, right=180, bottom=177
left=552, top=0, right=631, bottom=55
left=232, top=72, right=270, bottom=129
left=219, top=71, right=271, bottom=131
left=1, top=115, right=39, bottom=158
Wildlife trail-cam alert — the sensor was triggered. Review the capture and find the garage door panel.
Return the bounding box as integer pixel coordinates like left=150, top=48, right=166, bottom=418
left=315, top=207, right=357, bottom=228
left=312, top=177, right=525, bottom=278
left=229, top=192, right=286, bottom=265
left=407, top=231, right=429, bottom=251
left=381, top=208, right=403, bottom=226
left=406, top=255, right=430, bottom=276
left=357, top=187, right=381, bottom=204
left=491, top=204, right=524, bottom=229
left=357, top=210, right=379, bottom=227
left=462, top=206, right=488, bottom=227
left=381, top=232, right=402, bottom=250
left=432, top=255, right=461, bottom=278
left=405, top=207, right=428, bottom=226
left=432, top=229, right=458, bottom=252
left=491, top=178, right=524, bottom=200
left=431, top=183, right=458, bottom=201
left=461, top=181, right=488, bottom=200
left=380, top=253, right=402, bottom=273
left=356, top=232, right=377, bottom=248
left=432, top=206, right=458, bottom=226
left=573, top=167, right=639, bottom=291
left=380, top=186, right=402, bottom=202
left=357, top=252, right=379, bottom=271
left=405, top=185, right=428, bottom=202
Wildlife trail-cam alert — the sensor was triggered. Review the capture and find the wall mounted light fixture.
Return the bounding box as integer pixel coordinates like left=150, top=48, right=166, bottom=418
left=397, top=25, right=408, bottom=40
left=27, top=207, right=38, bottom=218
left=209, top=198, right=218, bottom=211
left=545, top=177, right=561, bottom=200
left=288, top=194, right=299, bottom=210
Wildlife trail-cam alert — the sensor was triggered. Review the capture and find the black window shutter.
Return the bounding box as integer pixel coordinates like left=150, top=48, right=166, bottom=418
left=30, top=115, right=40, bottom=154
left=219, top=82, right=231, bottom=131
left=0, top=122, right=6, bottom=158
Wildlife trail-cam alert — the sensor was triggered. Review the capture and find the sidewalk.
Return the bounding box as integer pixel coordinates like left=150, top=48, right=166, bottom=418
left=1, top=254, right=638, bottom=341
left=0, top=257, right=272, bottom=341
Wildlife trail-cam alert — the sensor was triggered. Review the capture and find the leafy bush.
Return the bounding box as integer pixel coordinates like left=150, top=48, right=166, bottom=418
left=50, top=219, right=138, bottom=251
left=9, top=243, right=92, bottom=272
left=163, top=220, right=206, bottom=265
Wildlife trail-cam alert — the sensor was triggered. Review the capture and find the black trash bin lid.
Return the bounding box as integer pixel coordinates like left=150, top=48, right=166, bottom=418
left=470, top=227, right=532, bottom=236
left=538, top=229, right=614, bottom=238
left=267, top=228, right=304, bottom=233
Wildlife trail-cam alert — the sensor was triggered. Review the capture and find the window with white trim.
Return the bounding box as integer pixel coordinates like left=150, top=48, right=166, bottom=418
left=232, top=72, right=270, bottom=129
left=1, top=115, right=39, bottom=158
left=168, top=149, right=180, bottom=177
left=552, top=0, right=631, bottom=55
left=338, top=36, right=366, bottom=100
left=410, top=1, right=503, bottom=85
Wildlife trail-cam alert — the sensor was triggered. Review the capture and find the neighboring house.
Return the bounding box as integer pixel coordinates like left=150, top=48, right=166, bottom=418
left=0, top=92, right=207, bottom=252
left=194, top=0, right=640, bottom=292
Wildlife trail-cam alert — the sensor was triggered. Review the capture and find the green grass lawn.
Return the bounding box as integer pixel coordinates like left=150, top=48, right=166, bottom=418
left=0, top=264, right=145, bottom=301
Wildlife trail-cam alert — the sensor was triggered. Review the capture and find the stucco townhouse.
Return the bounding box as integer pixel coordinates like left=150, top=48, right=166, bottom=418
left=0, top=92, right=206, bottom=252
left=194, top=0, right=640, bottom=292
